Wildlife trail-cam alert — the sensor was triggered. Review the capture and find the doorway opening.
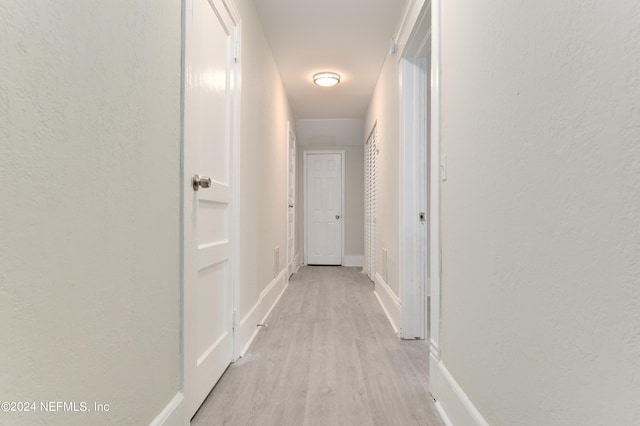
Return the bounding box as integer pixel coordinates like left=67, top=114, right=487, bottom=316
left=399, top=2, right=432, bottom=341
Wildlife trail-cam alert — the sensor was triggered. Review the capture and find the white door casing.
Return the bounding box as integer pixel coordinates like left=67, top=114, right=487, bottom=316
left=304, top=151, right=344, bottom=266
left=287, top=122, right=296, bottom=277
left=399, top=10, right=431, bottom=340
left=183, top=0, right=240, bottom=418
left=429, top=0, right=443, bottom=360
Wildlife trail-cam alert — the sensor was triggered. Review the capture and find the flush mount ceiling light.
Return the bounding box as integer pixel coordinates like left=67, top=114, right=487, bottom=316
left=313, top=72, right=341, bottom=87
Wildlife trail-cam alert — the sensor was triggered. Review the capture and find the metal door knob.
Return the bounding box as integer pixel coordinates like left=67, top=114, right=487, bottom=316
left=192, top=174, right=212, bottom=191
left=289, top=204, right=294, bottom=208
left=336, top=215, right=341, bottom=220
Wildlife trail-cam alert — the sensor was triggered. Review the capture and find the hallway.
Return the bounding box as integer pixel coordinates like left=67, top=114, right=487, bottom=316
left=4, top=1, right=639, bottom=424
left=191, top=267, right=444, bottom=426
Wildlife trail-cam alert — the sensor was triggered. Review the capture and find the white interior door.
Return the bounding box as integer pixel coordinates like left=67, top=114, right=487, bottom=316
left=305, top=152, right=343, bottom=265
left=287, top=124, right=296, bottom=277
left=184, top=0, right=238, bottom=418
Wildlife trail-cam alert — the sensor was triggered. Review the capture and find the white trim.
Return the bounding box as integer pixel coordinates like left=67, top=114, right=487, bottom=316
left=149, top=392, right=184, bottom=426
left=429, top=0, right=443, bottom=358
left=236, top=267, right=289, bottom=357
left=395, top=0, right=428, bottom=60
left=430, top=359, right=490, bottom=426
left=373, top=272, right=401, bottom=334
left=429, top=338, right=440, bottom=360
left=399, top=3, right=431, bottom=340
left=343, top=255, right=364, bottom=267
left=293, top=252, right=302, bottom=272
left=303, top=150, right=346, bottom=265
left=231, top=19, right=242, bottom=363
left=178, top=0, right=187, bottom=398
left=434, top=401, right=454, bottom=426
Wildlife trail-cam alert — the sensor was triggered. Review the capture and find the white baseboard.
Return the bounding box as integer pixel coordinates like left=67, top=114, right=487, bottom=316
left=293, top=252, right=302, bottom=272
left=430, top=357, right=490, bottom=426
left=434, top=401, right=454, bottom=426
left=236, top=267, right=289, bottom=358
left=149, top=391, right=184, bottom=426
left=343, top=255, right=364, bottom=267
left=373, top=272, right=401, bottom=334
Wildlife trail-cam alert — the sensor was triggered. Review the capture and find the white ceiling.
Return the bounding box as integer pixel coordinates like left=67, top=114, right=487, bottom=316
left=253, top=0, right=408, bottom=120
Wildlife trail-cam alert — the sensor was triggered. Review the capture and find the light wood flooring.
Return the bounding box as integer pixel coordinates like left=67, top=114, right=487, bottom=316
left=191, top=266, right=444, bottom=426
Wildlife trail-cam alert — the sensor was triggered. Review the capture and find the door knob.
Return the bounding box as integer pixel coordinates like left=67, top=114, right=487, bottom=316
left=336, top=215, right=341, bottom=220
left=289, top=204, right=294, bottom=208
left=192, top=174, right=212, bottom=191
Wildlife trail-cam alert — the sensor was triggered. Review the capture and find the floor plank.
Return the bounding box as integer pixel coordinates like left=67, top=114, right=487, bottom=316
left=191, top=266, right=444, bottom=426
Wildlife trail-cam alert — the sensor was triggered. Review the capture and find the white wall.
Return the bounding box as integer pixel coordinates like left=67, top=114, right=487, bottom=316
left=234, top=0, right=295, bottom=346
left=365, top=54, right=401, bottom=295
left=345, top=146, right=365, bottom=260
left=434, top=1, right=640, bottom=425
left=0, top=2, right=181, bottom=425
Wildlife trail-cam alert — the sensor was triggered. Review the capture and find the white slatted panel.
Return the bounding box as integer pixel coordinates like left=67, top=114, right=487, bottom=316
left=364, top=141, right=370, bottom=277
left=364, top=126, right=377, bottom=282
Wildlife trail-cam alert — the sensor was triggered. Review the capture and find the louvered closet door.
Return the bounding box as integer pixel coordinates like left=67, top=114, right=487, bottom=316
left=364, top=127, right=377, bottom=282
left=364, top=144, right=370, bottom=278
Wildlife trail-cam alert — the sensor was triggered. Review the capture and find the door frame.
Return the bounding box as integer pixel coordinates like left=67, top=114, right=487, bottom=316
left=397, top=0, right=442, bottom=360
left=303, top=150, right=345, bottom=266
left=399, top=2, right=431, bottom=340
left=429, top=0, right=442, bottom=364
left=180, top=0, right=242, bottom=419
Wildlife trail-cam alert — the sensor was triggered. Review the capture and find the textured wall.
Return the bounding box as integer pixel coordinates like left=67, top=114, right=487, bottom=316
left=438, top=1, right=640, bottom=424
left=0, top=2, right=182, bottom=425
left=344, top=145, right=365, bottom=257
left=365, top=53, right=401, bottom=295
left=234, top=0, right=295, bottom=318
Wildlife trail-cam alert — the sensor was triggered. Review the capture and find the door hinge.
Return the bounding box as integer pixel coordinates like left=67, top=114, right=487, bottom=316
left=234, top=41, right=239, bottom=64
left=232, top=310, right=237, bottom=331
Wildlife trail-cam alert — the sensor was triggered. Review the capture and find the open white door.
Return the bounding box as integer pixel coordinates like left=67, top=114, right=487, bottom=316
left=305, top=152, right=343, bottom=266
left=287, top=123, right=296, bottom=277
left=183, top=0, right=239, bottom=418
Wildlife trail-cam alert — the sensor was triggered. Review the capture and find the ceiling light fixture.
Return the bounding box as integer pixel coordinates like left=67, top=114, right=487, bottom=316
left=313, top=72, right=341, bottom=87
